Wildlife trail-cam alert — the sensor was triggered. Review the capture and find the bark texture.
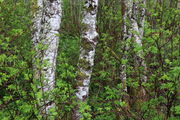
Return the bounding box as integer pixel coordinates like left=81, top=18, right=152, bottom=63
left=32, top=0, right=62, bottom=118
left=120, top=0, right=133, bottom=93
left=73, top=0, right=99, bottom=120
left=131, top=0, right=147, bottom=97
left=120, top=0, right=147, bottom=106
left=32, top=0, right=43, bottom=46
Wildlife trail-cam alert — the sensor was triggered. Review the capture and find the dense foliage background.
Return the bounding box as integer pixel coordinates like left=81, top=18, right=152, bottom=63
left=0, top=0, right=179, bottom=120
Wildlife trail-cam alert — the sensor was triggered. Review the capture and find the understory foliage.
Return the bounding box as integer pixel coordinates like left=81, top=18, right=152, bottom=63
left=0, top=0, right=179, bottom=120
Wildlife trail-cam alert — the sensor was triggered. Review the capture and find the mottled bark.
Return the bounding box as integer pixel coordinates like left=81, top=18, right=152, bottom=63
left=119, top=0, right=133, bottom=115
left=120, top=0, right=133, bottom=93
left=131, top=0, right=147, bottom=97
left=32, top=0, right=43, bottom=47
left=32, top=0, right=62, bottom=118
left=120, top=0, right=147, bottom=109
left=73, top=0, right=99, bottom=120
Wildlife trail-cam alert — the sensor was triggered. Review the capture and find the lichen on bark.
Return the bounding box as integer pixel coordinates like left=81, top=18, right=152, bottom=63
left=73, top=0, right=99, bottom=120
left=32, top=0, right=62, bottom=118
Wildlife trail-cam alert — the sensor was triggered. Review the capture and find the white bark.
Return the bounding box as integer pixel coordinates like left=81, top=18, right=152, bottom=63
left=131, top=0, right=147, bottom=84
left=120, top=0, right=133, bottom=93
left=139, top=0, right=146, bottom=38
left=74, top=0, right=98, bottom=120
left=32, top=0, right=62, bottom=117
left=32, top=0, right=43, bottom=47
left=120, top=0, right=147, bottom=96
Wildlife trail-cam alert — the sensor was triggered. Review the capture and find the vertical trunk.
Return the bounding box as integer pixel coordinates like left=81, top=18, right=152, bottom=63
left=120, top=0, right=133, bottom=93
left=119, top=0, right=133, bottom=116
left=120, top=0, right=147, bottom=112
left=131, top=0, right=147, bottom=97
left=73, top=0, right=99, bottom=120
left=32, top=0, right=43, bottom=47
left=32, top=0, right=62, bottom=118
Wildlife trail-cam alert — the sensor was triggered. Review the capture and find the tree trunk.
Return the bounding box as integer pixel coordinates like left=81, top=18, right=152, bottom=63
left=120, top=0, right=147, bottom=112
left=32, top=0, right=62, bottom=118
left=73, top=0, right=99, bottom=120
left=120, top=0, right=133, bottom=94
left=119, top=0, right=133, bottom=116
left=32, top=0, right=43, bottom=47
left=131, top=0, right=147, bottom=97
